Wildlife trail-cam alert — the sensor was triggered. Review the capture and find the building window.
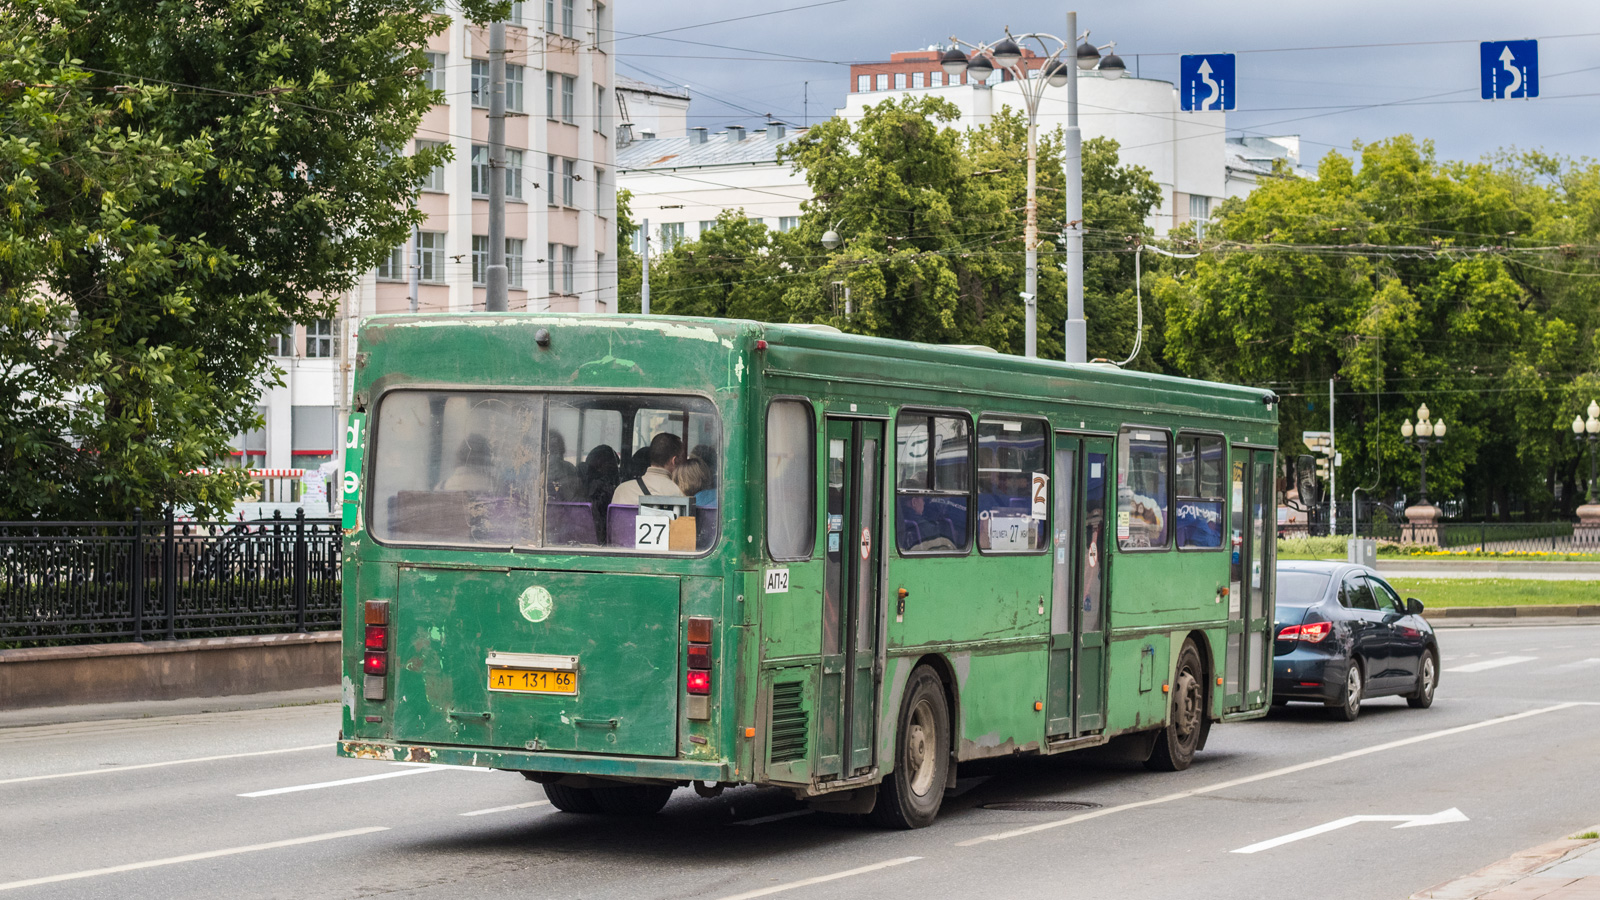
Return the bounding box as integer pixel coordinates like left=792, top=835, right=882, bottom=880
left=912, top=71, right=925, bottom=89
left=376, top=243, right=406, bottom=281
left=629, top=228, right=644, bottom=255
left=1189, top=194, right=1211, bottom=240
left=417, top=231, right=445, bottom=283
left=507, top=238, right=524, bottom=288
left=875, top=74, right=888, bottom=91
left=306, top=319, right=337, bottom=359
left=271, top=321, right=295, bottom=357
left=777, top=216, right=799, bottom=233
left=698, top=219, right=718, bottom=236
left=422, top=52, right=446, bottom=94
left=561, top=158, right=574, bottom=206
left=505, top=149, right=523, bottom=199
left=1175, top=434, right=1226, bottom=550
left=415, top=139, right=446, bottom=192
left=894, top=72, right=906, bottom=90
left=747, top=216, right=764, bottom=227
left=1117, top=427, right=1171, bottom=551
left=857, top=74, right=870, bottom=92
left=562, top=244, right=575, bottom=294
left=975, top=418, right=1047, bottom=553
left=547, top=242, right=558, bottom=293
left=561, top=74, right=575, bottom=124
left=509, top=0, right=524, bottom=24
left=931, top=71, right=944, bottom=87
left=506, top=64, right=525, bottom=112
left=560, top=0, right=573, bottom=38
left=471, top=235, right=488, bottom=285
left=596, top=86, right=606, bottom=134
left=547, top=155, right=557, bottom=206
left=660, top=222, right=684, bottom=251
left=544, top=0, right=553, bottom=32
left=470, top=59, right=488, bottom=108
left=895, top=412, right=972, bottom=554
left=546, top=71, right=556, bottom=119
left=470, top=145, right=490, bottom=196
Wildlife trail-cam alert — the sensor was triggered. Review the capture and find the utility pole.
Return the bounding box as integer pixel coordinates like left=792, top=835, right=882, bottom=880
left=640, top=218, right=650, bottom=314
left=408, top=224, right=420, bottom=313
left=1329, top=378, right=1337, bottom=535
left=485, top=20, right=508, bottom=312
left=1063, top=10, right=1087, bottom=363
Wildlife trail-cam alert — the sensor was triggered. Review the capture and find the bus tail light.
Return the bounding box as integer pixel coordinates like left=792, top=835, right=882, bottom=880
left=363, top=600, right=389, bottom=700
left=1277, top=621, right=1332, bottom=644
left=686, top=616, right=713, bottom=715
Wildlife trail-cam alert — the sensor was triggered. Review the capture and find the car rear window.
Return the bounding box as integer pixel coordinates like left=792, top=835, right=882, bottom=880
left=1276, top=571, right=1331, bottom=606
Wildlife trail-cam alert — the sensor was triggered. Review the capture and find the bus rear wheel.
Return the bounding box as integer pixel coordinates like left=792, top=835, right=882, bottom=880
left=592, top=784, right=674, bottom=816
left=1146, top=640, right=1205, bottom=772
left=870, top=665, right=949, bottom=830
left=542, top=782, right=601, bottom=813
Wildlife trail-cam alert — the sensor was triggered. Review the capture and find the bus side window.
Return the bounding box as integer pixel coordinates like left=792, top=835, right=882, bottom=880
left=975, top=417, right=1047, bottom=553
left=766, top=399, right=816, bottom=560
left=1174, top=433, right=1225, bottom=550
left=895, top=412, right=972, bottom=554
left=1116, top=427, right=1171, bottom=551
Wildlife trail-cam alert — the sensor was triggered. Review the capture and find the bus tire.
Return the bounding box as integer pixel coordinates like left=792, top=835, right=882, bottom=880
left=592, top=784, right=674, bottom=816
left=1145, top=640, right=1205, bottom=772
left=870, top=665, right=949, bottom=830
left=543, top=782, right=601, bottom=813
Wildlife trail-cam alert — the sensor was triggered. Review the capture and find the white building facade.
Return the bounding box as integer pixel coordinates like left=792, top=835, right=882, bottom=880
left=244, top=4, right=615, bottom=508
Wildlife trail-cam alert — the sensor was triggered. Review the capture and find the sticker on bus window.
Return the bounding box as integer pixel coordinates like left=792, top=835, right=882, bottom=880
left=1090, top=462, right=1101, bottom=479
left=764, top=568, right=789, bottom=594
left=1031, top=472, right=1048, bottom=520
left=985, top=512, right=1033, bottom=551
left=1117, top=510, right=1131, bottom=539
left=636, top=508, right=676, bottom=552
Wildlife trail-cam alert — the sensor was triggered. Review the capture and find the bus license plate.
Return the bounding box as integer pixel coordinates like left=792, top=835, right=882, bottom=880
left=488, top=667, right=577, bottom=695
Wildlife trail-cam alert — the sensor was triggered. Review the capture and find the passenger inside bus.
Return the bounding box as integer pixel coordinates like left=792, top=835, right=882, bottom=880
left=436, top=434, right=495, bottom=492
left=546, top=432, right=583, bottom=501
left=898, top=493, right=959, bottom=552
left=673, top=456, right=718, bottom=549
left=580, top=444, right=620, bottom=541
left=689, top=444, right=718, bottom=508
left=611, top=433, right=683, bottom=505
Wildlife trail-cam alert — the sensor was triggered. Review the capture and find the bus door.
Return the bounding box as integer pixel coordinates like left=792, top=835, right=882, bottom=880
left=1246, top=450, right=1275, bottom=705
left=819, top=418, right=884, bottom=778
left=1047, top=435, right=1109, bottom=738
left=1225, top=447, right=1276, bottom=709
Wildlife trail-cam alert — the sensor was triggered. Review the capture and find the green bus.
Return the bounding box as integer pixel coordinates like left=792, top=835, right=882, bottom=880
left=337, top=314, right=1278, bottom=828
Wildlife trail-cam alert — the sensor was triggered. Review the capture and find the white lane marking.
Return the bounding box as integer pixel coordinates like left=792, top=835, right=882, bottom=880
left=0, top=745, right=327, bottom=787
left=1446, top=656, right=1538, bottom=673
left=394, top=762, right=492, bottom=771
left=1555, top=658, right=1600, bottom=670
left=240, top=765, right=452, bottom=797
left=460, top=800, right=551, bottom=817
left=0, top=827, right=388, bottom=892
left=732, top=810, right=815, bottom=826
left=956, top=702, right=1591, bottom=847
left=1230, top=808, right=1468, bottom=854
left=714, top=857, right=922, bottom=900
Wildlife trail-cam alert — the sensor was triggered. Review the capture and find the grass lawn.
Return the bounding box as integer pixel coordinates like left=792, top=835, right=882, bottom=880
left=1385, top=578, right=1599, bottom=607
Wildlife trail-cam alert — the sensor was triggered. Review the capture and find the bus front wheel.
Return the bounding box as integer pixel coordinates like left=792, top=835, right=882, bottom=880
left=1146, top=640, right=1205, bottom=772
left=870, top=665, right=949, bottom=829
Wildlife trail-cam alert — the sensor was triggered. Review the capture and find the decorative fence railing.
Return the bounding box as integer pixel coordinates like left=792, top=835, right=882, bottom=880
left=1365, top=520, right=1600, bottom=553
left=0, top=511, right=341, bottom=647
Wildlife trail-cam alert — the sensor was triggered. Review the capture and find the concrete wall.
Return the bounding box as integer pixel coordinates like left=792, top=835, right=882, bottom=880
left=0, top=632, right=340, bottom=710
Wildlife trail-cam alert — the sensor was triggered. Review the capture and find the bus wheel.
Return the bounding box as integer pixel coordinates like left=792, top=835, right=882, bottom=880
left=543, top=782, right=601, bottom=813
left=870, top=666, right=949, bottom=829
left=592, top=784, right=674, bottom=816
left=1146, top=641, right=1205, bottom=772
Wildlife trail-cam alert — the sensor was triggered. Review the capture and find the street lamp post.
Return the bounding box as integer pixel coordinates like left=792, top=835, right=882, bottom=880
left=1400, top=403, right=1447, bottom=545
left=943, top=15, right=1122, bottom=360
left=1571, top=400, right=1600, bottom=538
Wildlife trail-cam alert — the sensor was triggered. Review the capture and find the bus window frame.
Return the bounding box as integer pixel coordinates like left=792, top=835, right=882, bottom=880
left=1115, top=424, right=1174, bottom=554
left=364, top=383, right=724, bottom=559
left=1173, top=429, right=1228, bottom=554
left=974, top=412, right=1050, bottom=557
left=765, top=395, right=818, bottom=562
left=893, top=405, right=975, bottom=558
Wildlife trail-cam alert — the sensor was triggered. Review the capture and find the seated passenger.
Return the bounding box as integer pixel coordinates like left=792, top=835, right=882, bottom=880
left=611, top=433, right=683, bottom=505
left=436, top=434, right=494, bottom=492
left=581, top=444, right=620, bottom=541
left=680, top=453, right=717, bottom=509
left=546, top=432, right=583, bottom=500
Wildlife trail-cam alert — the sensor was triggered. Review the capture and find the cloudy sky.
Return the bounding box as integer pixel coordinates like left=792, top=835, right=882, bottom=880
left=613, top=0, right=1600, bottom=168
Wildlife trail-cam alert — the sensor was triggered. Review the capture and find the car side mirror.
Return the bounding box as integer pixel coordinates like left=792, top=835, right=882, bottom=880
left=1406, top=598, right=1424, bottom=616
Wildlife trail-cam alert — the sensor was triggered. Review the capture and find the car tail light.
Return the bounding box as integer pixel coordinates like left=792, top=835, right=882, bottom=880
left=363, top=600, right=389, bottom=699
left=685, top=617, right=713, bottom=710
left=1277, top=621, right=1332, bottom=643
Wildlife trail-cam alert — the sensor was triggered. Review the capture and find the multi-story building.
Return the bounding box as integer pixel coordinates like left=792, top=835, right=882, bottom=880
left=615, top=74, right=691, bottom=140
left=241, top=4, right=616, bottom=509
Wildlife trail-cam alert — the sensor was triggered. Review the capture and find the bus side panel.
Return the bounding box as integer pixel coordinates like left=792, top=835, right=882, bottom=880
left=759, top=559, right=823, bottom=661
left=681, top=576, right=726, bottom=766
left=889, top=557, right=1051, bottom=648
left=1103, top=636, right=1170, bottom=735
left=1107, top=552, right=1230, bottom=632
left=950, top=648, right=1049, bottom=761
left=344, top=558, right=398, bottom=742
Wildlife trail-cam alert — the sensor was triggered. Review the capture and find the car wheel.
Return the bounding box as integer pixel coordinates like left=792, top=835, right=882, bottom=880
left=1327, top=659, right=1363, bottom=722
left=1146, top=641, right=1206, bottom=771
left=870, top=665, right=949, bottom=829
left=592, top=784, right=674, bottom=816
left=543, top=782, right=601, bottom=813
left=1407, top=650, right=1439, bottom=709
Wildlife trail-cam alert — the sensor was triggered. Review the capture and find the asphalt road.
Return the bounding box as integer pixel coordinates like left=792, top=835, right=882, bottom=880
left=2, top=625, right=1597, bottom=900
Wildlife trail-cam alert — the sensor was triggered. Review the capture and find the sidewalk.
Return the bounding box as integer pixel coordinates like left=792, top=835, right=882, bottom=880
left=0, top=685, right=340, bottom=730
left=1413, top=827, right=1600, bottom=898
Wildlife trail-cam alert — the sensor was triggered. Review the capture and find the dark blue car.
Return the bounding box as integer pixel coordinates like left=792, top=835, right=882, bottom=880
left=1273, top=560, right=1440, bottom=721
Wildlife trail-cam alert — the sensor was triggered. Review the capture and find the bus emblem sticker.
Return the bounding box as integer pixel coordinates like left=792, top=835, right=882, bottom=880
left=518, top=586, right=554, bottom=623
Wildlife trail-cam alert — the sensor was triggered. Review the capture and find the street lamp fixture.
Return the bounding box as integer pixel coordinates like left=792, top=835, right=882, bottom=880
left=1401, top=403, right=1446, bottom=506
left=1572, top=399, right=1600, bottom=505
left=945, top=17, right=1121, bottom=361
left=819, top=218, right=847, bottom=251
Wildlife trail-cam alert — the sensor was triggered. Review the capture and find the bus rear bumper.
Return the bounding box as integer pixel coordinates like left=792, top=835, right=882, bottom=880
left=337, top=738, right=732, bottom=783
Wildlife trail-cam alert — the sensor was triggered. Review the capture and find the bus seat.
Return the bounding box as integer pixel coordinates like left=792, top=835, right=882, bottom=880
left=694, top=508, right=718, bottom=550
left=1007, top=497, right=1030, bottom=509
left=545, top=500, right=597, bottom=545
left=606, top=504, right=637, bottom=548
left=898, top=520, right=924, bottom=550
left=390, top=491, right=471, bottom=540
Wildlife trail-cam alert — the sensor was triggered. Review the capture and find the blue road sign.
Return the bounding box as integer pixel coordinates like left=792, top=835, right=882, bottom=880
left=1480, top=40, right=1538, bottom=99
left=1180, top=54, right=1235, bottom=111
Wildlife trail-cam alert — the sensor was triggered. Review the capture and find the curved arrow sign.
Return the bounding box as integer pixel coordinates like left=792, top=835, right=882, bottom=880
left=1480, top=40, right=1538, bottom=99
left=1231, top=808, right=1468, bottom=854
left=1181, top=54, right=1235, bottom=111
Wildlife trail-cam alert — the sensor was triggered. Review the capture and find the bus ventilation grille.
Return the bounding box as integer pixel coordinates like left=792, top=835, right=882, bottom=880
left=769, top=682, right=808, bottom=763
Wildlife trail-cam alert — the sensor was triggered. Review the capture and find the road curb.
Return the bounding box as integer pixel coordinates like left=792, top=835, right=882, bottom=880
left=1411, top=826, right=1600, bottom=899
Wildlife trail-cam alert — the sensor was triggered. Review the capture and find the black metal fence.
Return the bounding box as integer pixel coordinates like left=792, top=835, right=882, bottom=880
left=1369, top=520, right=1600, bottom=553
left=0, top=511, right=341, bottom=647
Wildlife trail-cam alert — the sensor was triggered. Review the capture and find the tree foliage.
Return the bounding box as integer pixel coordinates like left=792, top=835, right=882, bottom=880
left=0, top=0, right=497, bottom=520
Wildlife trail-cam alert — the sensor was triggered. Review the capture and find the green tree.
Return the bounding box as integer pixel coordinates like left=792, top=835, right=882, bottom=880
left=1, top=0, right=496, bottom=520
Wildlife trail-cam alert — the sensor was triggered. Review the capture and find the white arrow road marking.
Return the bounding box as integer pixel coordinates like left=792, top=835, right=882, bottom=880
left=1446, top=655, right=1537, bottom=673
left=1556, top=658, right=1600, bottom=670
left=714, top=857, right=922, bottom=900
left=0, top=827, right=389, bottom=892
left=1232, top=808, right=1468, bottom=854
left=1197, top=59, right=1221, bottom=109
left=1499, top=46, right=1523, bottom=97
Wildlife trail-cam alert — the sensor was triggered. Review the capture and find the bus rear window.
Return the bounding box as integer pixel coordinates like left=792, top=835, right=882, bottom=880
left=369, top=390, right=720, bottom=553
